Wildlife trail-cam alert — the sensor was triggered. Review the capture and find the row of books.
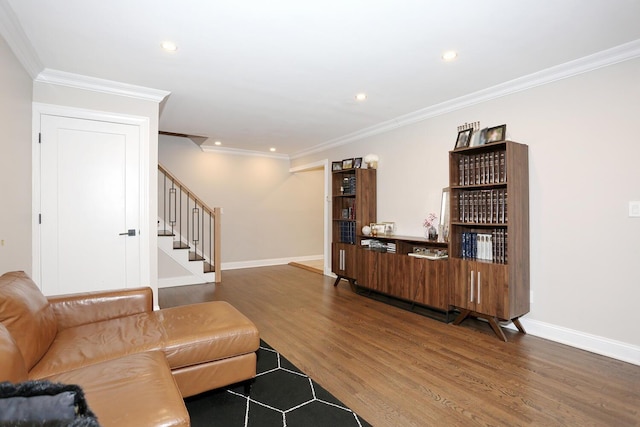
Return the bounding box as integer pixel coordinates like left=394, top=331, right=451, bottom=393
left=338, top=221, right=356, bottom=244
left=457, top=150, right=506, bottom=186
left=460, top=230, right=508, bottom=263
left=340, top=198, right=356, bottom=220
left=340, top=176, right=356, bottom=194
left=457, top=189, right=507, bottom=224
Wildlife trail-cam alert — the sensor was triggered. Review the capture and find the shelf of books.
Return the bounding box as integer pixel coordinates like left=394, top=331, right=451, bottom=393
left=331, top=167, right=376, bottom=285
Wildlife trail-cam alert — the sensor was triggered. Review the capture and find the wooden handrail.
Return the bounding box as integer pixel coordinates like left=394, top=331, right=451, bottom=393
left=158, top=163, right=221, bottom=283
left=158, top=163, right=217, bottom=216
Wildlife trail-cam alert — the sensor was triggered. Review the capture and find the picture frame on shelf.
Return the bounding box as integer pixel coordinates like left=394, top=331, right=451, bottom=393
left=486, top=124, right=506, bottom=143
left=342, top=158, right=354, bottom=169
left=354, top=157, right=363, bottom=168
left=332, top=161, right=342, bottom=171
left=454, top=128, right=473, bottom=149
left=370, top=223, right=386, bottom=236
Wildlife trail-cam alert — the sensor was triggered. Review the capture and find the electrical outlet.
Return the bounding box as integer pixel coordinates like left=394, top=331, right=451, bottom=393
left=629, top=201, right=640, bottom=217
left=1, top=239, right=4, bottom=246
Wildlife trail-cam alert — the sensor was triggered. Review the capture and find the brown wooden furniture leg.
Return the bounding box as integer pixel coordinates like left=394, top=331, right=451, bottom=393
left=512, top=317, right=526, bottom=334
left=487, top=316, right=508, bottom=342
left=452, top=309, right=472, bottom=325
left=333, top=276, right=342, bottom=287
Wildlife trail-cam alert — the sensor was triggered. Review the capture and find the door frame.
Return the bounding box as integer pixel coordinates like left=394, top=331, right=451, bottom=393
left=289, top=159, right=331, bottom=276
left=32, top=103, right=151, bottom=290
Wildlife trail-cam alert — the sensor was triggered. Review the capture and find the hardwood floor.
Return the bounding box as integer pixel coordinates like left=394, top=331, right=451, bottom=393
left=159, top=265, right=640, bottom=426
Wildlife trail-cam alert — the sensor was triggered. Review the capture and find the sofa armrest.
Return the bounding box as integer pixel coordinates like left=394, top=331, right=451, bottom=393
left=47, top=287, right=153, bottom=330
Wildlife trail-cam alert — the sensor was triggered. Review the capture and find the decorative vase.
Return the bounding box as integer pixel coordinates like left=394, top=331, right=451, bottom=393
left=427, top=226, right=438, bottom=241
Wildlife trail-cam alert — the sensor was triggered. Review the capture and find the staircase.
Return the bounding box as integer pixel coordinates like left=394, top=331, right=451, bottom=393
left=158, top=164, right=221, bottom=284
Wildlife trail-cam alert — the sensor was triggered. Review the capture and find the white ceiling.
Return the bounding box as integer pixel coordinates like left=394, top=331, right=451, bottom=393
left=4, top=0, right=640, bottom=157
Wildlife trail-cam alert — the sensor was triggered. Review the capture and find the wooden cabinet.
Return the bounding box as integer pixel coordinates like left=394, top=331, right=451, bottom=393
left=332, top=242, right=357, bottom=282
left=331, top=167, right=376, bottom=285
left=356, top=235, right=450, bottom=316
left=449, top=141, right=529, bottom=340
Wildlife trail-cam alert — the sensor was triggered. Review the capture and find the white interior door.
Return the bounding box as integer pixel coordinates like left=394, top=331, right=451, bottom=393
left=40, top=114, right=141, bottom=295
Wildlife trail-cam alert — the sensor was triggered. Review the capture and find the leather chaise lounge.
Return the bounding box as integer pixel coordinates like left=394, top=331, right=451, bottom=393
left=0, top=271, right=260, bottom=426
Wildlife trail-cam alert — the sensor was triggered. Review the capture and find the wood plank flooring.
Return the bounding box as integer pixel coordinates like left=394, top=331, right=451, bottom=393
left=159, top=265, right=640, bottom=426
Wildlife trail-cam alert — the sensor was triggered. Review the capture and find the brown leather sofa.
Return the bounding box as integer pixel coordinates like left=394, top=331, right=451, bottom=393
left=0, top=271, right=260, bottom=426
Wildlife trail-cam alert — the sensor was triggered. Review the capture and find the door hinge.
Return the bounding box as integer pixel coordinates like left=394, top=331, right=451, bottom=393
left=38, top=214, right=42, bottom=224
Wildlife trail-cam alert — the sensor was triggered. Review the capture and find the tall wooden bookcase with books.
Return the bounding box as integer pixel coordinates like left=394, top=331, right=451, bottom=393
left=331, top=167, right=376, bottom=286
left=448, top=140, right=529, bottom=341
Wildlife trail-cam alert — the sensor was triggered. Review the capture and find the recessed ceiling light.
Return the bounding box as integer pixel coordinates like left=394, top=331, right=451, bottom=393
left=161, top=41, right=178, bottom=52
left=442, top=50, right=457, bottom=61
left=355, top=93, right=367, bottom=101
left=270, top=148, right=276, bottom=152
left=214, top=141, right=222, bottom=146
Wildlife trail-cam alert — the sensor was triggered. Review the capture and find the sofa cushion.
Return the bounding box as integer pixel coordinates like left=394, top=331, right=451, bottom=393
left=0, top=271, right=58, bottom=370
left=0, top=322, right=28, bottom=383
left=44, top=351, right=190, bottom=427
left=29, top=312, right=164, bottom=379
left=157, top=301, right=260, bottom=369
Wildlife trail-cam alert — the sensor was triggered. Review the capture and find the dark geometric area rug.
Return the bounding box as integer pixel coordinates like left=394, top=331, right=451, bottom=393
left=186, top=340, right=372, bottom=427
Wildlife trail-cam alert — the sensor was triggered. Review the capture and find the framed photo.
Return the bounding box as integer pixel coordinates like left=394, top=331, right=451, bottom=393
left=354, top=157, right=363, bottom=168
left=342, top=158, right=354, bottom=170
left=454, top=128, right=473, bottom=149
left=332, top=161, right=342, bottom=171
left=370, top=223, right=386, bottom=236
left=486, top=124, right=506, bottom=144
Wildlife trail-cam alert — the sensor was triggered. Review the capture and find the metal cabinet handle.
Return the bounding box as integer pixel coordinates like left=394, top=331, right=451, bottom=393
left=470, top=270, right=474, bottom=303
left=477, top=271, right=481, bottom=304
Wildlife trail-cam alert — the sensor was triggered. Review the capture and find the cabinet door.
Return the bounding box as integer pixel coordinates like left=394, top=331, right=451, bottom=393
left=474, top=262, right=508, bottom=319
left=450, top=258, right=473, bottom=310
left=412, top=258, right=450, bottom=310
left=332, top=242, right=357, bottom=280
left=451, top=259, right=509, bottom=318
left=357, top=249, right=377, bottom=290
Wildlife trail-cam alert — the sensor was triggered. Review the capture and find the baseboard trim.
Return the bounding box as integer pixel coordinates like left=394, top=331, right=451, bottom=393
left=506, top=318, right=639, bottom=366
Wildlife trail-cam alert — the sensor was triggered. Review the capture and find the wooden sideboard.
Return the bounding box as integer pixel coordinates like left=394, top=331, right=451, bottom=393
left=355, top=235, right=451, bottom=320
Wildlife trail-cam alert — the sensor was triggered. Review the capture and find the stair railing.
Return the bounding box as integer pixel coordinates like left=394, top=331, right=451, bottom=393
left=158, top=164, right=221, bottom=283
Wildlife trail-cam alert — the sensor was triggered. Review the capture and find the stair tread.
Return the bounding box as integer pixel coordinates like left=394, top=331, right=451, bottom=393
left=203, top=262, right=215, bottom=273
left=173, top=242, right=190, bottom=250
left=158, top=230, right=175, bottom=237
left=189, top=251, right=205, bottom=262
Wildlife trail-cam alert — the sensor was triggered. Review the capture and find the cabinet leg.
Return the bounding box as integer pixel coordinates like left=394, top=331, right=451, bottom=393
left=487, top=317, right=508, bottom=342
left=512, top=317, right=526, bottom=334
left=333, top=276, right=342, bottom=287
left=452, top=309, right=472, bottom=325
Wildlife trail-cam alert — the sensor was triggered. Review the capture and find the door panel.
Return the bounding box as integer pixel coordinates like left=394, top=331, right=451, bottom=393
left=40, top=115, right=141, bottom=295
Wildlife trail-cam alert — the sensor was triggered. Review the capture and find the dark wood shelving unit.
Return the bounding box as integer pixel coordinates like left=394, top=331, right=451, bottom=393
left=448, top=140, right=530, bottom=341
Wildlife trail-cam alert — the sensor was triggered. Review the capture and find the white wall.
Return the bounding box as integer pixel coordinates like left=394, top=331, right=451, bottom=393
left=159, top=135, right=324, bottom=270
left=293, top=58, right=640, bottom=360
left=0, top=35, right=33, bottom=275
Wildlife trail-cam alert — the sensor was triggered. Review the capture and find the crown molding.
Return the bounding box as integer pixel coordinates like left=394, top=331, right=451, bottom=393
left=35, top=69, right=170, bottom=103
left=200, top=144, right=290, bottom=160
left=291, top=39, right=640, bottom=159
left=0, top=0, right=44, bottom=78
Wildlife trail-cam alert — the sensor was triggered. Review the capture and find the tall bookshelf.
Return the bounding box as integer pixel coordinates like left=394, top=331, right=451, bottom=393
left=331, top=167, right=376, bottom=286
left=448, top=141, right=529, bottom=341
